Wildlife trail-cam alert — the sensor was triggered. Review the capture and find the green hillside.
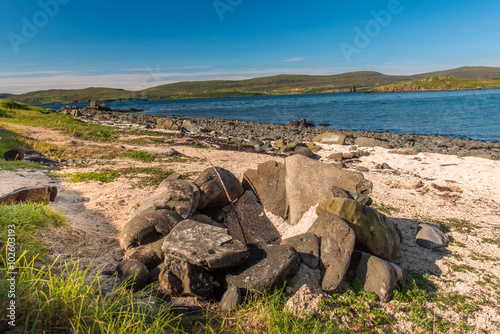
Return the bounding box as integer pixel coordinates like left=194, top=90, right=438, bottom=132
left=7, top=66, right=500, bottom=105
left=368, top=75, right=500, bottom=93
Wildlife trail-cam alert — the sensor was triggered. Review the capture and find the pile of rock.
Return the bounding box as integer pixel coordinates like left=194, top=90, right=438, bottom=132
left=115, top=154, right=418, bottom=313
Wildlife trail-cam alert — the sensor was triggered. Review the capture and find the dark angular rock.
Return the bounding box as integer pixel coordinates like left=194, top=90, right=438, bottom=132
left=161, top=220, right=249, bottom=270
left=242, top=160, right=287, bottom=218
left=195, top=167, right=244, bottom=209
left=158, top=257, right=212, bottom=299
left=4, top=149, right=24, bottom=161
left=416, top=224, right=449, bottom=249
left=0, top=186, right=57, bottom=205
left=280, top=232, right=320, bottom=269
left=226, top=243, right=300, bottom=294
left=119, top=208, right=183, bottom=252
left=124, top=238, right=165, bottom=269
left=117, top=260, right=150, bottom=291
left=223, top=191, right=280, bottom=244
left=291, top=146, right=315, bottom=159
left=308, top=212, right=356, bottom=293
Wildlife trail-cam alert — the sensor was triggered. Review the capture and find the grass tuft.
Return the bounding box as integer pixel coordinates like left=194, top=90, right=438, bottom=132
left=123, top=150, right=155, bottom=162
left=0, top=203, right=67, bottom=260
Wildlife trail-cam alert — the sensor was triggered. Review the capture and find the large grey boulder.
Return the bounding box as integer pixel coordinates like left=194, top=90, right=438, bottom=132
left=161, top=220, right=249, bottom=270
left=416, top=224, right=449, bottom=249
left=195, top=167, right=244, bottom=209
left=0, top=186, right=57, bottom=205
left=317, top=198, right=401, bottom=260
left=242, top=160, right=287, bottom=218
left=124, top=238, right=165, bottom=269
left=285, top=155, right=373, bottom=225
left=223, top=191, right=280, bottom=244
left=119, top=208, right=183, bottom=252
left=137, top=174, right=200, bottom=218
left=280, top=232, right=320, bottom=269
left=307, top=212, right=356, bottom=293
left=158, top=257, right=212, bottom=299
left=348, top=251, right=402, bottom=303
left=226, top=243, right=300, bottom=294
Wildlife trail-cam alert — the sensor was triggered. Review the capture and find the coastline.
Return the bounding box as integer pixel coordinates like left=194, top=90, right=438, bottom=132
left=63, top=107, right=500, bottom=159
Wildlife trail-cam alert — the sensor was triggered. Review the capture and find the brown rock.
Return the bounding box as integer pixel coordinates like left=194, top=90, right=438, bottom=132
left=159, top=257, right=212, bottom=299
left=195, top=167, right=244, bottom=209
left=0, top=186, right=57, bottom=205
left=242, top=160, right=287, bottom=218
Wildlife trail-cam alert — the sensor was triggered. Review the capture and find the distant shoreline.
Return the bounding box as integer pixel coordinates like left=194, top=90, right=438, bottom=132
left=60, top=106, right=500, bottom=159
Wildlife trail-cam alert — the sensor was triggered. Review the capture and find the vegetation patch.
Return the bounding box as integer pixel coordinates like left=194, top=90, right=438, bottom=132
left=55, top=170, right=120, bottom=183
left=371, top=203, right=399, bottom=215
left=123, top=150, right=155, bottom=162
left=0, top=203, right=66, bottom=261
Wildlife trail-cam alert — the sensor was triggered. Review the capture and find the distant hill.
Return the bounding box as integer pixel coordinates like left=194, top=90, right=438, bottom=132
left=368, top=75, right=500, bottom=93
left=7, top=66, right=500, bottom=105
left=0, top=93, right=12, bottom=99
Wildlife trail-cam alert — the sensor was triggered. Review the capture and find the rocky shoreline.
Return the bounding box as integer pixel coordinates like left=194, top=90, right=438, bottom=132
left=59, top=106, right=500, bottom=159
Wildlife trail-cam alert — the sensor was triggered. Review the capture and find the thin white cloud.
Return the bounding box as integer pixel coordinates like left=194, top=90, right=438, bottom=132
left=283, top=58, right=306, bottom=63
left=0, top=70, right=70, bottom=77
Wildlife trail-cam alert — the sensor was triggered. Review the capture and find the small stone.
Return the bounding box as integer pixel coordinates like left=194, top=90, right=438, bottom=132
left=4, top=149, right=25, bottom=161
left=313, top=132, right=346, bottom=145
left=328, top=153, right=343, bottom=161
left=219, top=286, right=241, bottom=311
left=416, top=224, right=449, bottom=249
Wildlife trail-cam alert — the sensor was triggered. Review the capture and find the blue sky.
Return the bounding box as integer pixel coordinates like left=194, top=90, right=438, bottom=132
left=1, top=0, right=499, bottom=93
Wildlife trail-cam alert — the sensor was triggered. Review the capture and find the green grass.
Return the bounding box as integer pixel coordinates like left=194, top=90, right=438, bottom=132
left=371, top=203, right=399, bottom=215
left=0, top=203, right=67, bottom=261
left=54, top=167, right=178, bottom=187
left=123, top=150, right=155, bottom=162
left=54, top=170, right=120, bottom=183
left=370, top=75, right=500, bottom=93
left=0, top=99, right=120, bottom=142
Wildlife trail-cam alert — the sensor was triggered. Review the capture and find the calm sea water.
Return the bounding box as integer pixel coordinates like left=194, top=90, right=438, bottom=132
left=43, top=89, right=500, bottom=142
